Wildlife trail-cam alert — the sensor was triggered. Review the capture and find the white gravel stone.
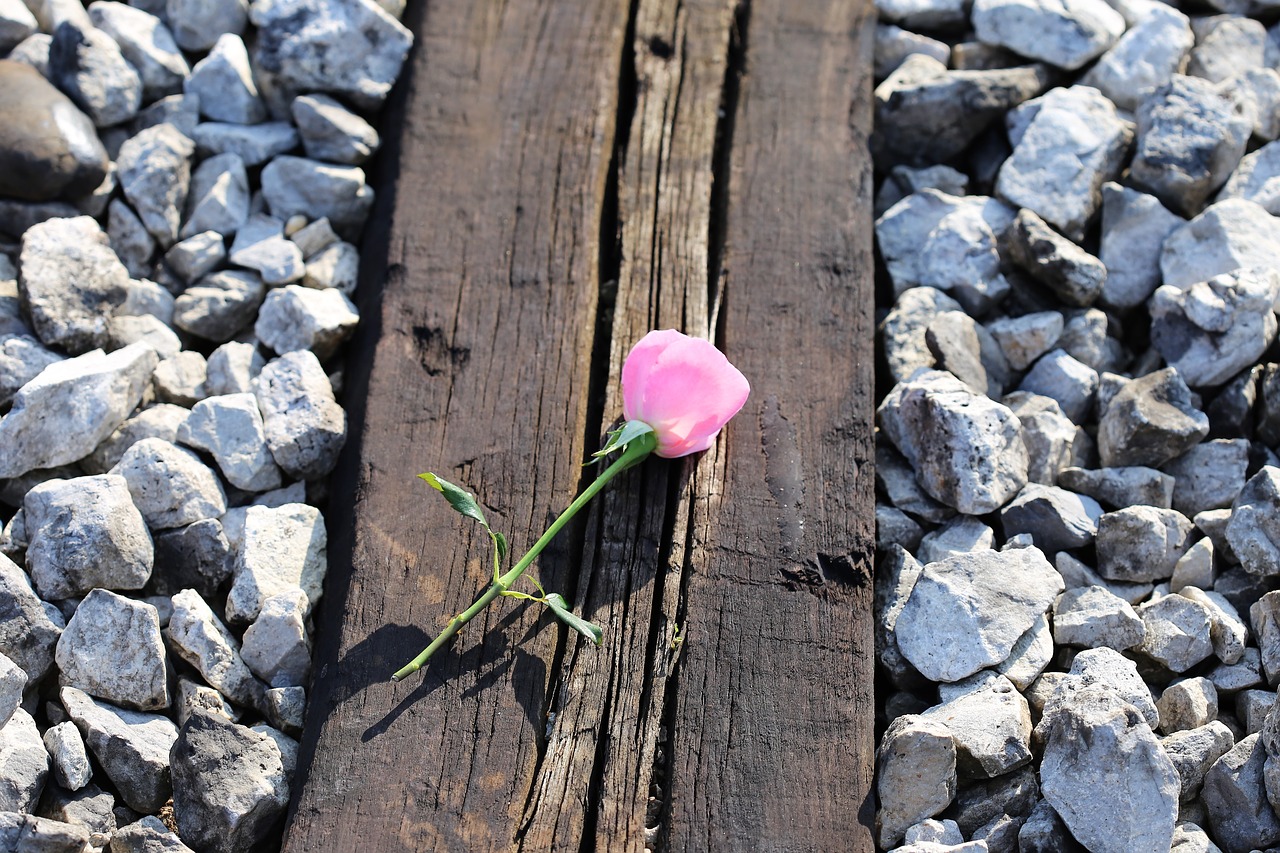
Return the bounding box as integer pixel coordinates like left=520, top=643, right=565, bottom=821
left=228, top=213, right=304, bottom=286
left=165, top=0, right=247, bottom=53
left=1096, top=367, right=1209, bottom=468
left=0, top=0, right=35, bottom=52
left=174, top=677, right=239, bottom=727
left=1162, top=439, right=1251, bottom=516
left=0, top=709, right=47, bottom=813
left=60, top=686, right=176, bottom=814
left=263, top=686, right=305, bottom=737
left=1081, top=5, right=1192, bottom=111
left=1000, top=483, right=1102, bottom=552
left=875, top=190, right=1014, bottom=311
left=55, top=589, right=167, bottom=712
left=292, top=94, right=379, bottom=165
left=164, top=589, right=265, bottom=711
left=172, top=270, right=264, bottom=344
left=876, top=715, right=957, bottom=849
left=1097, top=183, right=1184, bottom=310
left=873, top=24, right=951, bottom=80
left=0, top=655, right=20, bottom=732
left=111, top=815, right=196, bottom=853
left=178, top=393, right=281, bottom=492
left=227, top=503, right=326, bottom=624
left=1130, top=76, right=1251, bottom=218
left=81, top=402, right=188, bottom=475
left=106, top=199, right=154, bottom=279
left=182, top=153, right=249, bottom=240
left=880, top=287, right=965, bottom=386
left=249, top=0, right=413, bottom=111
left=204, top=341, right=264, bottom=396
left=878, top=369, right=1028, bottom=515
left=1240, top=67, right=1280, bottom=141
left=1003, top=207, right=1107, bottom=306
left=1179, top=585, right=1248, bottom=665
left=1220, top=141, right=1280, bottom=215
left=916, top=517, right=993, bottom=565
left=41, top=722, right=90, bottom=791
left=923, top=671, right=1032, bottom=779
left=119, top=278, right=174, bottom=326
left=240, top=588, right=310, bottom=689
left=260, top=156, right=374, bottom=241
left=107, top=314, right=181, bottom=359
left=986, top=312, right=1063, bottom=372
left=117, top=123, right=194, bottom=249
left=302, top=240, right=359, bottom=294
left=1005, top=392, right=1076, bottom=485
left=18, top=215, right=130, bottom=355
left=87, top=1, right=187, bottom=101
left=0, top=553, right=62, bottom=684
left=971, top=0, right=1124, bottom=71
left=165, top=231, right=227, bottom=284
left=896, top=547, right=1062, bottom=683
left=191, top=121, right=299, bottom=168
left=1162, top=199, right=1280, bottom=291
left=1069, top=646, right=1160, bottom=727
left=1139, top=592, right=1216, bottom=672
left=1018, top=348, right=1098, bottom=423
left=255, top=284, right=358, bottom=360
left=996, top=612, right=1054, bottom=691
left=152, top=350, right=208, bottom=406
left=47, top=21, right=142, bottom=128
left=1225, top=467, right=1280, bottom=577
left=1157, top=677, right=1218, bottom=734
left=23, top=474, right=152, bottom=600
left=1037, top=680, right=1179, bottom=852
left=111, top=437, right=226, bottom=530
left=289, top=217, right=339, bottom=260
left=1163, top=721, right=1235, bottom=802
left=1096, top=505, right=1194, bottom=582
left=253, top=350, right=346, bottom=480
left=1187, top=16, right=1266, bottom=83
left=876, top=546, right=925, bottom=690
left=1171, top=536, right=1216, bottom=593
left=185, top=33, right=266, bottom=126
left=169, top=712, right=289, bottom=853
left=1053, top=585, right=1145, bottom=650
left=996, top=86, right=1132, bottom=240
left=0, top=335, right=61, bottom=410
left=1202, top=734, right=1280, bottom=851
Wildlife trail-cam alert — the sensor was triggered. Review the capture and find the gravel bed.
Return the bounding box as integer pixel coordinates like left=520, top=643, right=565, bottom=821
left=874, top=2, right=1280, bottom=852
left=0, top=0, right=411, bottom=850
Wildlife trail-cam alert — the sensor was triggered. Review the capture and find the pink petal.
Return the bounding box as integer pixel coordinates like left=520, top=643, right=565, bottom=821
left=621, top=329, right=750, bottom=458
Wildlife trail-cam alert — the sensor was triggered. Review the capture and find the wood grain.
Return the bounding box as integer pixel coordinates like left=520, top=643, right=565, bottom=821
left=284, top=0, right=876, bottom=849
left=661, top=1, right=878, bottom=850
left=283, top=0, right=630, bottom=849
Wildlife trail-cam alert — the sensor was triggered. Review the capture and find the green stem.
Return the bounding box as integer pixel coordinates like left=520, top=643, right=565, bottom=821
left=391, top=430, right=658, bottom=682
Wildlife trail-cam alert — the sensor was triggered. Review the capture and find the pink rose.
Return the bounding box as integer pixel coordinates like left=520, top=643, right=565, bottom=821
left=622, top=329, right=751, bottom=458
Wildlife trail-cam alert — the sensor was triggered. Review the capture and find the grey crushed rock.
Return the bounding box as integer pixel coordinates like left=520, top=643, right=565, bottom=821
left=23, top=474, right=152, bottom=600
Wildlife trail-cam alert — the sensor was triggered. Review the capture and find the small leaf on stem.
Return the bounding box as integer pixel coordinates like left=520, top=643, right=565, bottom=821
left=544, top=593, right=604, bottom=646
left=591, top=420, right=656, bottom=459
left=419, top=472, right=489, bottom=527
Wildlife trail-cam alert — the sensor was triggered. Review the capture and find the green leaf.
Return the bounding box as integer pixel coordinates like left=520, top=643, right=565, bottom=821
left=591, top=420, right=655, bottom=459
left=419, top=472, right=487, bottom=527
left=493, top=531, right=508, bottom=563
left=544, top=593, right=604, bottom=646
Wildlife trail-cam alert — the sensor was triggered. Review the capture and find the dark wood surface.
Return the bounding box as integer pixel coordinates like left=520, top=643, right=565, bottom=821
left=283, top=0, right=875, bottom=849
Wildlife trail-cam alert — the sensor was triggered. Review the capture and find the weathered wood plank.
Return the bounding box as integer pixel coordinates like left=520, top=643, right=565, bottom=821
left=282, top=0, right=630, bottom=850
left=517, top=1, right=736, bottom=848
left=661, top=1, right=878, bottom=850
left=286, top=0, right=875, bottom=848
